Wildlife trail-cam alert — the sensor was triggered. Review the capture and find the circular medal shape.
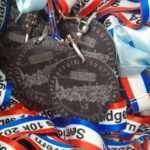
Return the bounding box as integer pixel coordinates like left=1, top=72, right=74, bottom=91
left=58, top=19, right=117, bottom=69
left=6, top=37, right=69, bottom=109
left=1, top=1, right=45, bottom=49
left=49, top=56, right=120, bottom=122
left=0, top=0, right=10, bottom=33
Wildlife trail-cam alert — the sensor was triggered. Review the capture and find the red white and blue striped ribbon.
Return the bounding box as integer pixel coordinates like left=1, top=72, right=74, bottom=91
left=120, top=70, right=150, bottom=113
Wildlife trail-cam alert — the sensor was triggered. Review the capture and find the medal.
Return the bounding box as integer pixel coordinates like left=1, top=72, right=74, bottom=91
left=58, top=18, right=117, bottom=69
left=49, top=55, right=120, bottom=122
left=6, top=36, right=70, bottom=109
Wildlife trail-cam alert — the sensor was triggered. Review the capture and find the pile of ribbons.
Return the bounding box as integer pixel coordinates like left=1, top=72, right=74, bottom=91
left=1, top=0, right=150, bottom=149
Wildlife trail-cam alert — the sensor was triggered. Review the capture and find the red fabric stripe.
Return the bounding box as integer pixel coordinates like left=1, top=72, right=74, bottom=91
left=49, top=135, right=69, bottom=144
left=99, top=6, right=139, bottom=15
left=143, top=138, right=149, bottom=150
left=0, top=135, right=27, bottom=150
left=9, top=128, right=58, bottom=139
left=127, top=115, right=145, bottom=123
left=56, top=0, right=69, bottom=16
left=132, top=142, right=143, bottom=150
left=112, top=12, right=139, bottom=29
left=120, top=77, right=135, bottom=100
left=79, top=0, right=102, bottom=16
left=109, top=100, right=126, bottom=109
left=69, top=139, right=102, bottom=150
left=98, top=0, right=115, bottom=11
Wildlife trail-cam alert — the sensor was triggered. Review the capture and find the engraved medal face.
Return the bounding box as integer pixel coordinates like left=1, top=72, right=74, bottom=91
left=58, top=19, right=117, bottom=69
left=1, top=1, right=45, bottom=48
left=0, top=45, right=19, bottom=74
left=0, top=48, right=10, bottom=72
left=6, top=37, right=69, bottom=109
left=49, top=56, right=120, bottom=122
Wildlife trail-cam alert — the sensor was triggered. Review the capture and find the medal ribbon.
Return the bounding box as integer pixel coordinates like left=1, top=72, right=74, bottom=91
left=104, top=15, right=150, bottom=115
left=0, top=135, right=27, bottom=150
left=47, top=0, right=60, bottom=40
left=54, top=0, right=78, bottom=16
left=0, top=71, right=12, bottom=107
left=51, top=0, right=150, bottom=29
left=0, top=91, right=150, bottom=149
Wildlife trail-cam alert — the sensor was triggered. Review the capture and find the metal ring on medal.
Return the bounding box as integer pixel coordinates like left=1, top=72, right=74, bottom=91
left=49, top=56, right=120, bottom=122
left=58, top=18, right=117, bottom=69
left=6, top=37, right=69, bottom=108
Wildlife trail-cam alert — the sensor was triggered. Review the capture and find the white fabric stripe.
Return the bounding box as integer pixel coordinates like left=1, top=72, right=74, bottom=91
left=79, top=0, right=95, bottom=13
left=0, top=141, right=15, bottom=150
left=128, top=74, right=147, bottom=98
left=104, top=15, right=121, bottom=31
left=0, top=114, right=30, bottom=126
left=121, top=119, right=141, bottom=134
left=99, top=107, right=126, bottom=125
left=0, top=119, right=54, bottom=136
left=108, top=144, right=135, bottom=149
left=140, top=109, right=150, bottom=116
left=136, top=94, right=150, bottom=112
left=65, top=0, right=78, bottom=12
left=111, top=0, right=140, bottom=8
left=0, top=81, right=7, bottom=105
left=66, top=124, right=104, bottom=148
left=28, top=134, right=72, bottom=150
left=147, top=139, right=150, bottom=150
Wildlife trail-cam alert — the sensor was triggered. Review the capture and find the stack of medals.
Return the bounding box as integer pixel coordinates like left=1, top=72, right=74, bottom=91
left=3, top=0, right=120, bottom=120
left=0, top=0, right=150, bottom=150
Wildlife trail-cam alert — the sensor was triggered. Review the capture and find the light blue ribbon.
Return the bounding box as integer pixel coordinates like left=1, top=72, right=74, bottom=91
left=15, top=0, right=48, bottom=13
left=113, top=25, right=150, bottom=77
